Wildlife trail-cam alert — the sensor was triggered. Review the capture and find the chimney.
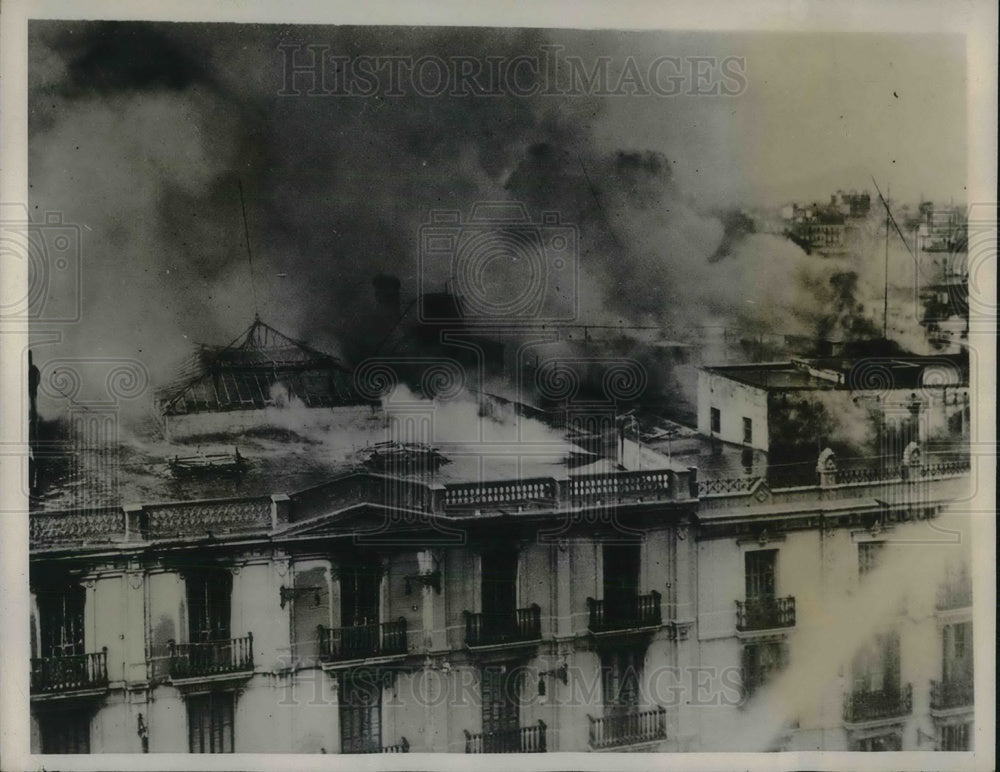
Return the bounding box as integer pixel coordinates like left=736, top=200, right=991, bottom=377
left=372, top=273, right=401, bottom=329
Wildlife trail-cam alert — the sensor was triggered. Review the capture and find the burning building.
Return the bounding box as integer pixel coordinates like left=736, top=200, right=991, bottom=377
left=156, top=316, right=368, bottom=441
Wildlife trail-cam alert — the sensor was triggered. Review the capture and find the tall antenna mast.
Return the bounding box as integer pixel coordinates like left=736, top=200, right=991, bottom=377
left=870, top=177, right=914, bottom=342
left=883, top=184, right=889, bottom=340
left=238, top=180, right=261, bottom=320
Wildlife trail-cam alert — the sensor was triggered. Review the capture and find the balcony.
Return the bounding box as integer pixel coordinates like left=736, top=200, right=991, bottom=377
left=842, top=683, right=913, bottom=725
left=347, top=737, right=410, bottom=753
left=168, top=635, right=254, bottom=681
left=930, top=679, right=974, bottom=712
left=464, top=604, right=541, bottom=649
left=464, top=720, right=547, bottom=753
left=736, top=596, right=796, bottom=633
left=587, top=592, right=661, bottom=635
left=318, top=618, right=407, bottom=664
left=587, top=707, right=667, bottom=750
left=381, top=737, right=410, bottom=753
left=30, top=649, right=108, bottom=696
left=936, top=577, right=972, bottom=611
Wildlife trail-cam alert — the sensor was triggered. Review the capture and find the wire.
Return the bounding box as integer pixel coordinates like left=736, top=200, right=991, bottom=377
left=238, top=180, right=261, bottom=320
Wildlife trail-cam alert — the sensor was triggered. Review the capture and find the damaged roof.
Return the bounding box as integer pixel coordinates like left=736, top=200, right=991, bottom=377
left=157, top=317, right=363, bottom=415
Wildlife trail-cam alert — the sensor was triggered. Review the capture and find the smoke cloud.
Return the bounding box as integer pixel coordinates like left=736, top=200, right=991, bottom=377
left=27, top=22, right=940, bottom=428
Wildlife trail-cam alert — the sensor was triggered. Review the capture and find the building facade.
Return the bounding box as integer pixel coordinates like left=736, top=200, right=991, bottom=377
left=28, top=448, right=974, bottom=754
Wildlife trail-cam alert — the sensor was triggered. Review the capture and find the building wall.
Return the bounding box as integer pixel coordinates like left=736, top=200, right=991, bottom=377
left=28, top=471, right=973, bottom=755
left=697, top=370, right=769, bottom=451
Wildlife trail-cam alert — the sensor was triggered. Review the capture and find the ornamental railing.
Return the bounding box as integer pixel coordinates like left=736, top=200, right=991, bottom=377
left=698, top=476, right=762, bottom=496
left=936, top=574, right=972, bottom=610
left=930, top=678, right=973, bottom=710
left=168, top=635, right=254, bottom=679
left=587, top=591, right=661, bottom=633
left=842, top=683, right=913, bottom=723
left=464, top=720, right=547, bottom=753
left=587, top=707, right=666, bottom=749
left=30, top=648, right=108, bottom=693
left=735, top=596, right=796, bottom=631
left=464, top=604, right=541, bottom=648
left=318, top=618, right=407, bottom=662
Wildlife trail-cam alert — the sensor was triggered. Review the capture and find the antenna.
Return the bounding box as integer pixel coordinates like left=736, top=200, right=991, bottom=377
left=870, top=177, right=915, bottom=341
left=884, top=184, right=889, bottom=340
left=238, top=180, right=261, bottom=320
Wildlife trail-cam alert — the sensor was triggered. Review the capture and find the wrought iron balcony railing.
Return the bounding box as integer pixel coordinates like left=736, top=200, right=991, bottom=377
left=930, top=678, right=974, bottom=711
left=735, top=596, right=796, bottom=632
left=587, top=707, right=667, bottom=749
left=346, top=737, right=410, bottom=753
left=318, top=618, right=407, bottom=663
left=464, top=604, right=541, bottom=648
left=381, top=737, right=410, bottom=753
left=587, top=591, right=661, bottom=633
left=168, top=635, right=254, bottom=680
left=842, top=683, right=913, bottom=724
left=936, top=577, right=972, bottom=610
left=30, top=648, right=109, bottom=694
left=464, top=720, right=547, bottom=753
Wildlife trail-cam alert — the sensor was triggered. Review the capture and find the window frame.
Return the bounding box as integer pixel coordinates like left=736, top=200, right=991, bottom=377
left=39, top=709, right=91, bottom=754
left=187, top=690, right=235, bottom=754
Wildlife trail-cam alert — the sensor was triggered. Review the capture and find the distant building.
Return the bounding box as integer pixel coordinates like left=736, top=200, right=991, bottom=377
left=697, top=353, right=969, bottom=466
left=781, top=191, right=870, bottom=255
left=917, top=203, right=967, bottom=255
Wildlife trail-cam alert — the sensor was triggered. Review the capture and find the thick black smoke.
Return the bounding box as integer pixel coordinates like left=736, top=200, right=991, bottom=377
left=29, top=21, right=908, bottom=426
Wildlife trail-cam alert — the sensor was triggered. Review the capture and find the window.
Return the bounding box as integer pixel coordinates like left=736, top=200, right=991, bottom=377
left=186, top=569, right=232, bottom=643
left=852, top=631, right=900, bottom=694
left=710, top=407, right=721, bottom=434
left=850, top=732, right=902, bottom=751
left=39, top=709, right=91, bottom=754
left=481, top=548, right=518, bottom=636
left=742, top=641, right=788, bottom=698
left=939, top=722, right=971, bottom=751
left=37, top=583, right=85, bottom=658
left=187, top=692, right=234, bottom=753
left=340, top=670, right=382, bottom=753
left=291, top=566, right=330, bottom=663
left=745, top=550, right=777, bottom=602
left=603, top=543, right=641, bottom=624
left=743, top=417, right=753, bottom=444
left=600, top=648, right=643, bottom=714
left=340, top=556, right=381, bottom=629
left=481, top=661, right=523, bottom=748
left=942, top=621, right=973, bottom=684
left=858, top=541, right=885, bottom=578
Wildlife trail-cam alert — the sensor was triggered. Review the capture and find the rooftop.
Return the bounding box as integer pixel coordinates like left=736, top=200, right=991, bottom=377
left=31, top=392, right=690, bottom=512
left=702, top=352, right=968, bottom=392
left=157, top=317, right=361, bottom=416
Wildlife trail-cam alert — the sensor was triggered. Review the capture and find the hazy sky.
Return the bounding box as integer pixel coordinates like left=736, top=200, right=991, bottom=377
left=589, top=30, right=966, bottom=206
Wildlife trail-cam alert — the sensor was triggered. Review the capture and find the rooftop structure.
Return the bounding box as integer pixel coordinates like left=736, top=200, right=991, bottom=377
left=157, top=317, right=361, bottom=421
left=697, top=353, right=970, bottom=473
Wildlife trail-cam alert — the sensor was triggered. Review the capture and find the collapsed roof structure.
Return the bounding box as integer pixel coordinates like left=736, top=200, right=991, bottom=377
left=157, top=316, right=361, bottom=416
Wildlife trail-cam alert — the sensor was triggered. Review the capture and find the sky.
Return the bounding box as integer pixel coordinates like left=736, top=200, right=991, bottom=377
left=26, top=22, right=967, bottom=412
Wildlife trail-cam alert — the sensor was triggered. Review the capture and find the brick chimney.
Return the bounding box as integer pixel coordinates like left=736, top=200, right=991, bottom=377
left=372, top=273, right=401, bottom=331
